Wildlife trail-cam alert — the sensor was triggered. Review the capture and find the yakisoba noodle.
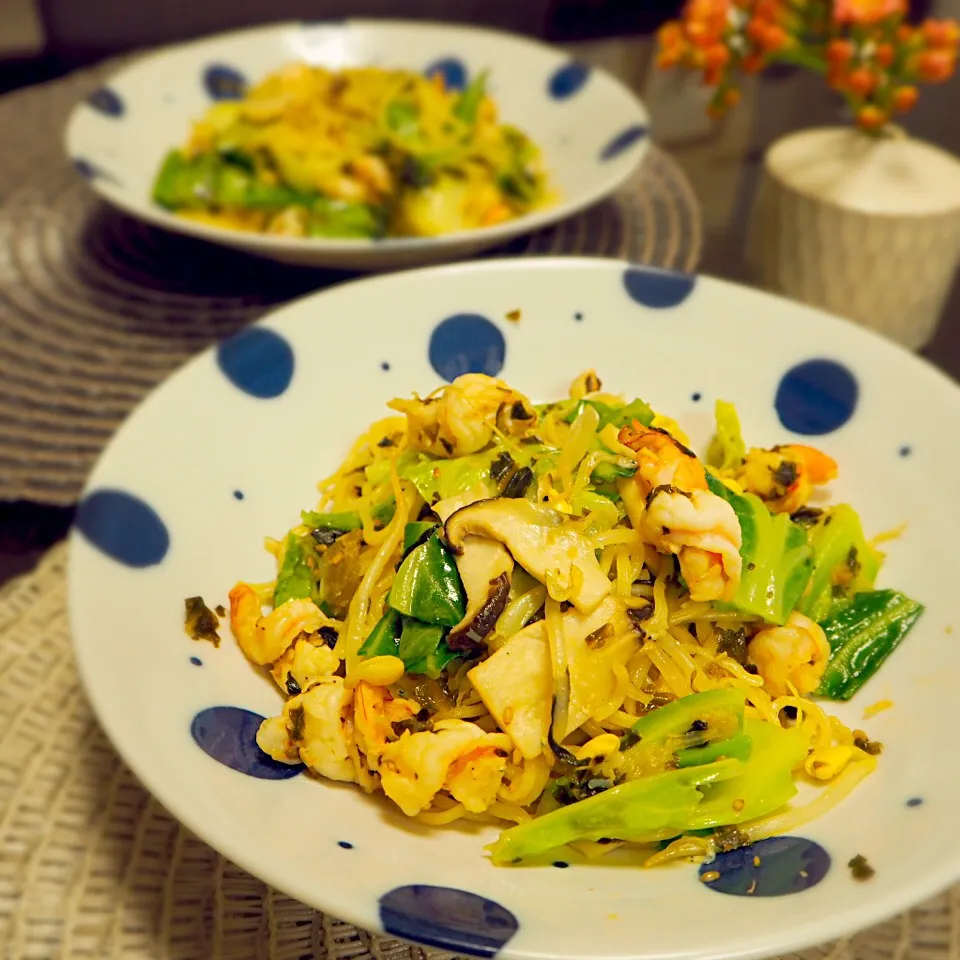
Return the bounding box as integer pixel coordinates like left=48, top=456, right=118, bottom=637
left=214, top=371, right=922, bottom=869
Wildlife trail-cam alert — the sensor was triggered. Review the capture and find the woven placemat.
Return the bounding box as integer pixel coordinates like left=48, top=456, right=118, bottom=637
left=0, top=544, right=958, bottom=960
left=0, top=58, right=701, bottom=508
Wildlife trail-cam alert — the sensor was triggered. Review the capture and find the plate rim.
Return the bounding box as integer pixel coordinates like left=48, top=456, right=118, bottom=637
left=67, top=255, right=960, bottom=960
left=63, top=18, right=651, bottom=259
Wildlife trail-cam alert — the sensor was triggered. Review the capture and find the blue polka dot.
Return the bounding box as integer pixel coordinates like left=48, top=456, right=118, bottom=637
left=552, top=860, right=570, bottom=868
left=899, top=445, right=911, bottom=457
left=775, top=359, right=858, bottom=436
left=191, top=706, right=303, bottom=779
left=907, top=797, right=924, bottom=807
left=203, top=64, right=248, bottom=100
left=217, top=327, right=294, bottom=399
left=692, top=392, right=702, bottom=402
left=700, top=836, right=830, bottom=896
left=75, top=489, right=169, bottom=567
left=548, top=62, right=590, bottom=99
left=233, top=490, right=244, bottom=500
left=623, top=265, right=696, bottom=309
left=429, top=314, right=505, bottom=382
left=424, top=57, right=467, bottom=92
left=381, top=361, right=391, bottom=372
left=72, top=158, right=120, bottom=185
left=338, top=840, right=354, bottom=849
left=380, top=886, right=518, bottom=957
left=87, top=87, right=124, bottom=117
left=190, top=656, right=203, bottom=666
left=600, top=124, right=648, bottom=161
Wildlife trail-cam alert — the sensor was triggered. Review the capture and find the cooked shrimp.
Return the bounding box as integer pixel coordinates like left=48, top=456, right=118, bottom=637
left=296, top=678, right=358, bottom=782
left=748, top=611, right=831, bottom=697
left=350, top=154, right=393, bottom=198
left=617, top=424, right=741, bottom=601
left=736, top=444, right=838, bottom=514
left=643, top=488, right=742, bottom=602
left=388, top=373, right=537, bottom=458
left=270, top=637, right=340, bottom=694
left=352, top=681, right=419, bottom=770
left=618, top=423, right=707, bottom=493
left=378, top=719, right=509, bottom=816
left=229, top=583, right=322, bottom=665
left=446, top=743, right=510, bottom=813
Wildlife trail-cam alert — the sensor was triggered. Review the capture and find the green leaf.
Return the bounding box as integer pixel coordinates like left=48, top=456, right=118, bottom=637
left=273, top=534, right=317, bottom=607
left=453, top=70, right=488, bottom=125
left=309, top=198, right=386, bottom=239
left=398, top=452, right=497, bottom=504
left=358, top=609, right=402, bottom=658
left=706, top=400, right=746, bottom=473
left=386, top=99, right=420, bottom=138
left=795, top=504, right=881, bottom=622
left=388, top=534, right=466, bottom=626
left=707, top=473, right=813, bottom=625
left=565, top=397, right=655, bottom=431
left=398, top=618, right=460, bottom=678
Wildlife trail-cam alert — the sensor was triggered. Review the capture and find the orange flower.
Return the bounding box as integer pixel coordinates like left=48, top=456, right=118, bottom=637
left=704, top=43, right=732, bottom=68
left=921, top=19, right=960, bottom=49
left=827, top=38, right=855, bottom=64
left=874, top=43, right=895, bottom=67
left=762, top=24, right=789, bottom=51
left=723, top=86, right=742, bottom=106
left=683, top=0, right=731, bottom=46
left=833, top=0, right=905, bottom=25
left=916, top=48, right=957, bottom=81
left=846, top=66, right=877, bottom=95
left=740, top=52, right=766, bottom=73
left=892, top=85, right=919, bottom=111
left=856, top=104, right=888, bottom=129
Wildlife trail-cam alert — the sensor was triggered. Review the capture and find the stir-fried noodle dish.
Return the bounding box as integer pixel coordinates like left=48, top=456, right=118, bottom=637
left=153, top=64, right=551, bottom=239
left=198, top=371, right=923, bottom=868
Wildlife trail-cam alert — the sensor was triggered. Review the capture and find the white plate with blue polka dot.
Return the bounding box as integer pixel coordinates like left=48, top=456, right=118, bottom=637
left=69, top=257, right=960, bottom=960
left=64, top=20, right=649, bottom=270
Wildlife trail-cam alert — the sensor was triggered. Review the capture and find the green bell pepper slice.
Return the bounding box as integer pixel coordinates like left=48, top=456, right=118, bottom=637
left=816, top=589, right=924, bottom=700
left=358, top=609, right=402, bottom=658
left=398, top=617, right=460, bottom=678
left=388, top=534, right=465, bottom=626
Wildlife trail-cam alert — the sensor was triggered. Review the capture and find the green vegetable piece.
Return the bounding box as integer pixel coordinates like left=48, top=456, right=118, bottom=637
left=488, top=760, right=740, bottom=864
left=388, top=534, right=465, bottom=626
left=565, top=398, right=655, bottom=431
left=687, top=719, right=808, bottom=829
left=796, top=504, right=881, bottom=622
left=403, top=521, right=439, bottom=554
left=453, top=70, right=488, bottom=126
left=386, top=99, right=420, bottom=137
left=153, top=150, right=188, bottom=208
left=399, top=452, right=497, bottom=504
left=815, top=589, right=924, bottom=700
left=707, top=400, right=746, bottom=473
left=301, top=498, right=396, bottom=533
left=398, top=617, right=460, bottom=678
left=676, top=733, right=753, bottom=768
left=309, top=198, right=386, bottom=239
left=273, top=534, right=316, bottom=607
left=358, top=609, right=402, bottom=658
left=590, top=459, right=638, bottom=485
left=619, top=689, right=746, bottom=779
left=629, top=688, right=745, bottom=744
left=707, top=473, right=813, bottom=625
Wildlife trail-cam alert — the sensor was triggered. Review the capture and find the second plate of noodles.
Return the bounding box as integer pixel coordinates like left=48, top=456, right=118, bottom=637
left=217, top=370, right=922, bottom=869
left=153, top=64, right=553, bottom=240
